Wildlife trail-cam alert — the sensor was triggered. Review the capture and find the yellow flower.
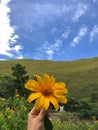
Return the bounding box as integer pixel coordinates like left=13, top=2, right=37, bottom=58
left=6, top=107, right=10, bottom=111
left=15, top=94, right=19, bottom=97
left=15, top=89, right=20, bottom=97
left=92, top=116, right=96, bottom=121
left=7, top=115, right=11, bottom=119
left=0, top=98, right=5, bottom=101
left=10, top=109, right=14, bottom=113
left=25, top=74, right=68, bottom=111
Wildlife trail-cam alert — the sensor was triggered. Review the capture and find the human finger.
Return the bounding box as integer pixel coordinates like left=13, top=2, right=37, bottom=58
left=38, top=108, right=46, bottom=120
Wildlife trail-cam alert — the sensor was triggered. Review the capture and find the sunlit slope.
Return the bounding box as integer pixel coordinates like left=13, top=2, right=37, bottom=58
left=0, top=57, right=98, bottom=99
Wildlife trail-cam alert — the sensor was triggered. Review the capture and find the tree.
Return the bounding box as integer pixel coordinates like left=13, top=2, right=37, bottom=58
left=0, top=76, right=14, bottom=98
left=64, top=97, right=80, bottom=112
left=64, top=97, right=90, bottom=112
left=11, top=64, right=29, bottom=96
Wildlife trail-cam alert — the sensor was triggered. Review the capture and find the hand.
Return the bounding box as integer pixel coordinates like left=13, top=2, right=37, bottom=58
left=27, top=107, right=46, bottom=130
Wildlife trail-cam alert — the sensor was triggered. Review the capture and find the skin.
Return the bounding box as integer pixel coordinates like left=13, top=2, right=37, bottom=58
left=27, top=107, right=46, bottom=130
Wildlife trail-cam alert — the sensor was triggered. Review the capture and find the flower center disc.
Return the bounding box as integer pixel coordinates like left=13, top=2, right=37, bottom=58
left=41, top=85, right=53, bottom=96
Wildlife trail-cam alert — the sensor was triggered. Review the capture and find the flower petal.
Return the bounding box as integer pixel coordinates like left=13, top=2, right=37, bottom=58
left=34, top=75, right=43, bottom=87
left=43, top=74, right=55, bottom=88
left=54, top=94, right=68, bottom=104
left=49, top=96, right=59, bottom=111
left=27, top=93, right=41, bottom=103
left=54, top=82, right=66, bottom=89
left=54, top=89, right=68, bottom=94
left=25, top=79, right=39, bottom=92
left=35, top=96, right=45, bottom=109
left=43, top=97, right=50, bottom=110
left=43, top=74, right=50, bottom=84
left=50, top=76, right=55, bottom=86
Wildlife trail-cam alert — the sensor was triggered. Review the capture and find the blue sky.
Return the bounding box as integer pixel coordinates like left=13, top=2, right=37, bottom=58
left=0, top=0, right=98, bottom=61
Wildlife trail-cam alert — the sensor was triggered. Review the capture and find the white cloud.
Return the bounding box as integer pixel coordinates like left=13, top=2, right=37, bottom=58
left=90, top=25, right=98, bottom=42
left=35, top=39, right=62, bottom=60
left=61, top=27, right=71, bottom=39
left=72, top=3, right=88, bottom=22
left=0, top=58, right=6, bottom=61
left=26, top=3, right=60, bottom=27
left=51, top=27, right=58, bottom=34
left=62, top=4, right=72, bottom=13
left=13, top=2, right=76, bottom=29
left=71, top=26, right=88, bottom=47
left=93, top=0, right=96, bottom=3
left=0, top=0, right=22, bottom=58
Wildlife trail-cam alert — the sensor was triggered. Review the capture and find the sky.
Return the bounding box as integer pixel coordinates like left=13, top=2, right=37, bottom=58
left=0, top=0, right=98, bottom=61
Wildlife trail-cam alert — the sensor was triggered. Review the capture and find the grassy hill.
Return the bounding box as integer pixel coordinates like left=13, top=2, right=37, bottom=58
left=0, top=57, right=98, bottom=100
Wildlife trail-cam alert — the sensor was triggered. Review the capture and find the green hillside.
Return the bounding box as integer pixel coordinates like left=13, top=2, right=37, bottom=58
left=0, top=57, right=98, bottom=100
